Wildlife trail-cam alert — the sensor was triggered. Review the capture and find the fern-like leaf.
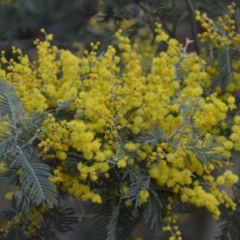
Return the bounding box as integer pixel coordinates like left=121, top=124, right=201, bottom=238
left=91, top=204, right=112, bottom=240
left=0, top=135, right=14, bottom=158
left=4, top=224, right=28, bottom=240
left=137, top=123, right=165, bottom=148
left=215, top=184, right=240, bottom=239
left=91, top=202, right=133, bottom=240
left=215, top=208, right=240, bottom=240
left=0, top=168, right=18, bottom=185
left=50, top=206, right=79, bottom=232
left=36, top=205, right=79, bottom=238
left=0, top=80, right=23, bottom=118
left=106, top=203, right=133, bottom=240
left=184, top=135, right=227, bottom=166
left=142, top=188, right=167, bottom=228
left=196, top=0, right=225, bottom=18
left=218, top=47, right=232, bottom=88
left=17, top=150, right=57, bottom=208
left=172, top=201, right=197, bottom=214
left=236, top=8, right=240, bottom=34
left=0, top=209, right=16, bottom=222
left=122, top=169, right=150, bottom=208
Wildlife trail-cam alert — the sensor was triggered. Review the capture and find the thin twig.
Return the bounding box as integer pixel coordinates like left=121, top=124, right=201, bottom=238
left=185, top=0, right=201, bottom=55
left=171, top=0, right=177, bottom=37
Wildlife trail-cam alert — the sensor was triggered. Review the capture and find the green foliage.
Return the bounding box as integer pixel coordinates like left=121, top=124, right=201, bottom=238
left=142, top=188, right=167, bottom=228
left=87, top=0, right=185, bottom=48
left=0, top=79, right=23, bottom=117
left=0, top=0, right=46, bottom=39
left=1, top=1, right=240, bottom=239
left=18, top=152, right=57, bottom=208
left=91, top=201, right=133, bottom=240
left=215, top=184, right=240, bottom=240
left=3, top=224, right=27, bottom=240
left=137, top=124, right=165, bottom=148
left=121, top=169, right=151, bottom=208
left=36, top=205, right=79, bottom=238
left=0, top=199, right=79, bottom=240
left=0, top=80, right=72, bottom=239
left=185, top=135, right=227, bottom=166
left=196, top=0, right=226, bottom=18
left=0, top=80, right=57, bottom=210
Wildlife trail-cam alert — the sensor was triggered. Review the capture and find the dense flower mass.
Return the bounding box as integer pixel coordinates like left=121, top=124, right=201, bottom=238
left=0, top=3, right=240, bottom=239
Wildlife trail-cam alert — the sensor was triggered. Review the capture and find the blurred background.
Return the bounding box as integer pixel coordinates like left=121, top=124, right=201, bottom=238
left=1, top=0, right=240, bottom=239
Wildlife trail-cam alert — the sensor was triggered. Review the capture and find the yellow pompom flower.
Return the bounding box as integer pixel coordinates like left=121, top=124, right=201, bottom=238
left=5, top=192, right=13, bottom=200
left=139, top=190, right=149, bottom=205
left=117, top=159, right=127, bottom=168
left=216, top=176, right=225, bottom=185
left=0, top=161, right=7, bottom=172
left=234, top=116, right=240, bottom=124
left=223, top=140, right=234, bottom=150
left=125, top=142, right=138, bottom=151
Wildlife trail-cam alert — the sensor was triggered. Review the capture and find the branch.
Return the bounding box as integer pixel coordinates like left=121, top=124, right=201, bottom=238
left=185, top=0, right=201, bottom=55
left=171, top=0, right=177, bottom=37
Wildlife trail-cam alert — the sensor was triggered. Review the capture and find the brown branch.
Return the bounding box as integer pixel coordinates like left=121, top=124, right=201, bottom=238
left=185, top=0, right=201, bottom=55
left=171, top=0, right=177, bottom=37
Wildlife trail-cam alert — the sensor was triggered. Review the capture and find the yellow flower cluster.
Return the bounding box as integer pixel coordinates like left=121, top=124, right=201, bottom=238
left=216, top=169, right=239, bottom=186
left=196, top=2, right=239, bottom=49
left=0, top=120, right=11, bottom=140
left=25, top=206, right=49, bottom=236
left=49, top=166, right=102, bottom=203
left=5, top=192, right=13, bottom=200
left=162, top=214, right=182, bottom=240
left=0, top=161, right=7, bottom=172
left=139, top=190, right=149, bottom=205
left=0, top=18, right=239, bottom=236
left=0, top=201, right=43, bottom=236
left=39, top=114, right=106, bottom=162
left=0, top=205, right=49, bottom=236
left=230, top=115, right=240, bottom=150
left=195, top=2, right=240, bottom=92
left=149, top=145, right=237, bottom=219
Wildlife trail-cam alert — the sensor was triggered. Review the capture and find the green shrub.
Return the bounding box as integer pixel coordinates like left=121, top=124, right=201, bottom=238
left=0, top=2, right=240, bottom=240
